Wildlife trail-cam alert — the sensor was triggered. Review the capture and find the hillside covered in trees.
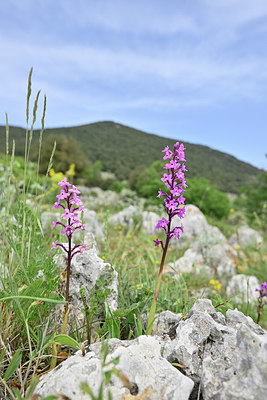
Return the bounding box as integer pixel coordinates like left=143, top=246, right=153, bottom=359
left=0, top=121, right=262, bottom=193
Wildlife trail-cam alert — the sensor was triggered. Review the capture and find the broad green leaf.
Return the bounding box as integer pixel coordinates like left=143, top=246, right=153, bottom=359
left=0, top=349, right=6, bottom=363
left=52, top=334, right=81, bottom=349
left=112, top=357, right=120, bottom=366
left=80, top=382, right=96, bottom=399
left=3, top=349, right=22, bottom=381
left=0, top=295, right=65, bottom=304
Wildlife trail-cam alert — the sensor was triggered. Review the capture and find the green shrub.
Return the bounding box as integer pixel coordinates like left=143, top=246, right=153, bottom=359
left=241, top=172, right=267, bottom=227
left=32, top=134, right=89, bottom=175
left=132, top=160, right=164, bottom=198
left=186, top=178, right=230, bottom=219
left=132, top=163, right=230, bottom=218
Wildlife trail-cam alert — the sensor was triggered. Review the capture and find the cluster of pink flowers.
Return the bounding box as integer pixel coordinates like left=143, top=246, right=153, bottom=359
left=51, top=177, right=86, bottom=259
left=154, top=142, right=187, bottom=249
left=256, top=282, right=267, bottom=305
left=256, top=281, right=267, bottom=324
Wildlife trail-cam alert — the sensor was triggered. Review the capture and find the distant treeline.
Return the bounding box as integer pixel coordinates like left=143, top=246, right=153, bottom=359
left=0, top=121, right=262, bottom=193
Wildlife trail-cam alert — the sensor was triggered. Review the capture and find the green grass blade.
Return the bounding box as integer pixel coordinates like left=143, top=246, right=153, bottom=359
left=52, top=334, right=81, bottom=349
left=26, top=68, right=33, bottom=125
left=0, top=295, right=66, bottom=304
left=3, top=349, right=22, bottom=381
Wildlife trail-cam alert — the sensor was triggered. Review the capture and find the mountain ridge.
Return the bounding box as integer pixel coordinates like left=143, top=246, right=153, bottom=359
left=0, top=120, right=262, bottom=193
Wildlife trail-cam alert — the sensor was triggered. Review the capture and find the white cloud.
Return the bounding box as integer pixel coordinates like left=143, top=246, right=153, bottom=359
left=0, top=0, right=267, bottom=130
left=1, top=26, right=267, bottom=119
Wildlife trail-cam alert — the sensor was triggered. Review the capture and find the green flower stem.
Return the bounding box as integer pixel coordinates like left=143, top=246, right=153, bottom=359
left=147, top=235, right=170, bottom=335
left=64, top=230, right=72, bottom=315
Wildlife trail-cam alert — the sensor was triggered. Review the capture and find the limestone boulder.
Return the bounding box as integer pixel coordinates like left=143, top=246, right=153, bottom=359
left=79, top=186, right=119, bottom=209
left=33, top=336, right=194, bottom=400
left=108, top=205, right=139, bottom=229
left=83, top=209, right=104, bottom=241
left=53, top=233, right=118, bottom=338
left=171, top=204, right=208, bottom=243
left=230, top=225, right=263, bottom=248
left=203, top=243, right=236, bottom=279
left=62, top=233, right=118, bottom=312
left=164, top=301, right=236, bottom=383
left=167, top=248, right=211, bottom=275
left=162, top=299, right=267, bottom=400
left=170, top=205, right=227, bottom=250
left=141, top=211, right=161, bottom=235
left=226, top=274, right=260, bottom=305
left=41, top=211, right=60, bottom=233
left=151, top=310, right=183, bottom=337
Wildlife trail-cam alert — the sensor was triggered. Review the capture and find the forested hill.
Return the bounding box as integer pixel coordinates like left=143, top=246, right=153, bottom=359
left=0, top=121, right=262, bottom=193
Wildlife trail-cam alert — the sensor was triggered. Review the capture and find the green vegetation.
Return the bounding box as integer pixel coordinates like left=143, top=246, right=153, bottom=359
left=241, top=171, right=267, bottom=228
left=0, top=121, right=262, bottom=193
left=131, top=161, right=231, bottom=218
left=31, top=134, right=89, bottom=175
left=131, top=160, right=163, bottom=199
left=0, top=72, right=266, bottom=399
left=185, top=177, right=230, bottom=219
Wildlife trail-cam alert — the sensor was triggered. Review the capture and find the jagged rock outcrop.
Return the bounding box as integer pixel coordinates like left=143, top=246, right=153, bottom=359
left=163, top=299, right=267, bottom=399
left=33, top=336, right=194, bottom=400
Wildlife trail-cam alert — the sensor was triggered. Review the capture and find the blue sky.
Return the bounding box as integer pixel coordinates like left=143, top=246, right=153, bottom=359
left=0, top=0, right=267, bottom=170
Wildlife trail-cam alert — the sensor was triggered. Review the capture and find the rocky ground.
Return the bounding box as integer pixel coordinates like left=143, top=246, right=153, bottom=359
left=37, top=188, right=266, bottom=399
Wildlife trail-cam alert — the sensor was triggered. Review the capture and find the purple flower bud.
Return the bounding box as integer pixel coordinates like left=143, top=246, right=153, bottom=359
left=58, top=177, right=72, bottom=188
left=154, top=143, right=187, bottom=249
left=51, top=240, right=58, bottom=250
left=51, top=178, right=86, bottom=256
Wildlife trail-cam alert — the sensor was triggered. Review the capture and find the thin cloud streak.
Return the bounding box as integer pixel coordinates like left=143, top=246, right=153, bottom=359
left=1, top=35, right=266, bottom=102
left=0, top=0, right=266, bottom=169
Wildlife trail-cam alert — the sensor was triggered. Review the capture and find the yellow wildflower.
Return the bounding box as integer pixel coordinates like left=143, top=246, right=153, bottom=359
left=209, top=279, right=222, bottom=290
left=214, top=282, right=222, bottom=290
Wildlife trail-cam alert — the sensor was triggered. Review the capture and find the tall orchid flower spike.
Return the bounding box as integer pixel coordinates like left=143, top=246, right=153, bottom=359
left=147, top=142, right=187, bottom=334
left=51, top=177, right=86, bottom=313
left=256, top=282, right=267, bottom=324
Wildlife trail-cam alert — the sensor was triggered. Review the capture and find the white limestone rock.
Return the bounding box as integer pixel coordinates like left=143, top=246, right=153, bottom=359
left=69, top=233, right=118, bottom=312
left=79, top=186, right=119, bottom=209
left=41, top=211, right=60, bottom=233
left=167, top=248, right=211, bottom=275
left=203, top=243, right=236, bottom=279
left=83, top=209, right=104, bottom=241
left=108, top=205, right=139, bottom=229
left=230, top=225, right=263, bottom=248
left=170, top=204, right=227, bottom=250
left=226, top=274, right=260, bottom=305
left=151, top=310, right=183, bottom=337
left=171, top=204, right=208, bottom=243
left=164, top=307, right=236, bottom=383
left=33, top=336, right=194, bottom=400
left=202, top=322, right=267, bottom=399
left=141, top=211, right=161, bottom=235
left=54, top=233, right=118, bottom=337
left=161, top=299, right=267, bottom=400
